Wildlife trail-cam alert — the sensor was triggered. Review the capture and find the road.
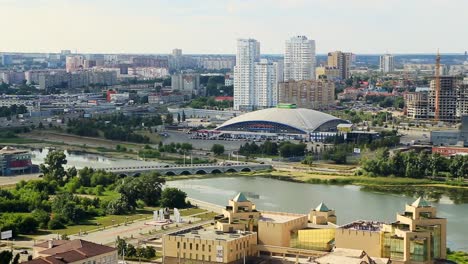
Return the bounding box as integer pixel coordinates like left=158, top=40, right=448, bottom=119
left=0, top=173, right=41, bottom=186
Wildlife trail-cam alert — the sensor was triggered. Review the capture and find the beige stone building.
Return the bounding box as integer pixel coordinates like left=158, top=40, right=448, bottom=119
left=278, top=80, right=335, bottom=110
left=163, top=228, right=257, bottom=264
left=335, top=197, right=446, bottom=264
left=27, top=239, right=117, bottom=264
left=164, top=194, right=446, bottom=264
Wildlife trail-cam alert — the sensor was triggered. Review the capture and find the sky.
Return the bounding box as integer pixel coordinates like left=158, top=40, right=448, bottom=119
left=1, top=0, right=467, bottom=55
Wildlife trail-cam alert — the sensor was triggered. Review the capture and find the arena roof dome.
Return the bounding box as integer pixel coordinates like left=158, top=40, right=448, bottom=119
left=216, top=106, right=348, bottom=134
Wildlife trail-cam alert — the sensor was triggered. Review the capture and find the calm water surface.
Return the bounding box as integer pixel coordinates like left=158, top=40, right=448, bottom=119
left=167, top=177, right=468, bottom=251
left=29, top=148, right=166, bottom=169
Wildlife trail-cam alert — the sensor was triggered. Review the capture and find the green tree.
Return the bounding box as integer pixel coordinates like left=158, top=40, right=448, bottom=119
left=160, top=188, right=188, bottom=208
left=165, top=113, right=174, bottom=125
left=302, top=155, right=314, bottom=166
left=40, top=150, right=68, bottom=184
left=429, top=153, right=444, bottom=178
left=211, top=144, right=225, bottom=155
left=177, top=113, right=181, bottom=123
left=138, top=173, right=166, bottom=206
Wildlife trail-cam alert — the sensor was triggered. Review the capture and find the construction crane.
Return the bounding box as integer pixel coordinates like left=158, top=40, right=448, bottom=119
left=434, top=50, right=441, bottom=121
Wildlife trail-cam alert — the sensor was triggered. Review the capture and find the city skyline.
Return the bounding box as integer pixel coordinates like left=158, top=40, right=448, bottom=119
left=1, top=0, right=468, bottom=54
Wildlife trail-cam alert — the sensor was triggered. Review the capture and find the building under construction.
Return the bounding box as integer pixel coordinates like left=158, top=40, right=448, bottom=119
left=405, top=76, right=468, bottom=122
left=404, top=53, right=468, bottom=122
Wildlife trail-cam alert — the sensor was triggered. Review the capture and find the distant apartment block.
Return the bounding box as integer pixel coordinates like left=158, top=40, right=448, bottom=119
left=327, top=51, right=352, bottom=80
left=39, top=70, right=117, bottom=90
left=279, top=80, right=335, bottom=110
left=132, top=56, right=169, bottom=68
left=199, top=56, right=236, bottom=70
left=380, top=54, right=395, bottom=73
left=65, top=55, right=84, bottom=72
left=171, top=72, right=201, bottom=95
left=0, top=71, right=26, bottom=85
left=128, top=67, right=169, bottom=79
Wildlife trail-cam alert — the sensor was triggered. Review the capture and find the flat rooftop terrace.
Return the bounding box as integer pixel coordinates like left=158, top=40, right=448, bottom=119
left=340, top=220, right=384, bottom=232
left=169, top=227, right=255, bottom=241
left=259, top=212, right=306, bottom=224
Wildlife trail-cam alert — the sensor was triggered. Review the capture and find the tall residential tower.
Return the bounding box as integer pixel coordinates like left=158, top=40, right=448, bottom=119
left=234, top=39, right=260, bottom=111
left=284, top=36, right=316, bottom=81
left=380, top=53, right=395, bottom=73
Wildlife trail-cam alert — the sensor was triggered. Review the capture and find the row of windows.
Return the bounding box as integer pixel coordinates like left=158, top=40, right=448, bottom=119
left=177, top=242, right=211, bottom=252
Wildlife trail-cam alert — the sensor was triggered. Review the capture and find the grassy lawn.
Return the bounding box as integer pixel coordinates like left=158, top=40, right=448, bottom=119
left=0, top=137, right=42, bottom=144
left=180, top=208, right=206, bottom=216
left=197, top=212, right=219, bottom=220
left=22, top=207, right=158, bottom=239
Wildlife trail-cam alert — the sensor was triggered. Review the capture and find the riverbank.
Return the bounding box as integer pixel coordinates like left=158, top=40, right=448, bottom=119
left=165, top=170, right=467, bottom=189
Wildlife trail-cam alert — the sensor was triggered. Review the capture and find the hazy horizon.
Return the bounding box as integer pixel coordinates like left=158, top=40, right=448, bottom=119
left=1, top=0, right=467, bottom=54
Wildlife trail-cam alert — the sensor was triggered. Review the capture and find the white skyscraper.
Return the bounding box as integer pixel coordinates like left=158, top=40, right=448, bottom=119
left=234, top=39, right=260, bottom=111
left=380, top=54, right=395, bottom=73
left=254, top=59, right=278, bottom=108
left=284, top=36, right=316, bottom=81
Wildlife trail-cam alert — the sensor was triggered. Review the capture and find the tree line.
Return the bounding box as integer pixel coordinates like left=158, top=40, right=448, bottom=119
left=239, top=141, right=306, bottom=158
left=0, top=150, right=189, bottom=237
left=360, top=149, right=468, bottom=180
left=66, top=113, right=164, bottom=143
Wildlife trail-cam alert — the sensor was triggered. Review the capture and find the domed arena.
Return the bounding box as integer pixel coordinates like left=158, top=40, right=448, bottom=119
left=213, top=104, right=349, bottom=141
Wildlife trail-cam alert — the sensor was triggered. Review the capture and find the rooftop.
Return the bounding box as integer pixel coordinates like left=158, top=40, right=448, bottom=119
left=259, top=212, right=306, bottom=224
left=25, top=239, right=115, bottom=264
left=314, top=202, right=330, bottom=212
left=0, top=146, right=28, bottom=155
left=340, top=220, right=384, bottom=232
left=233, top=192, right=249, bottom=202
left=411, top=197, right=431, bottom=208
left=216, top=107, right=348, bottom=133
left=170, top=227, right=255, bottom=241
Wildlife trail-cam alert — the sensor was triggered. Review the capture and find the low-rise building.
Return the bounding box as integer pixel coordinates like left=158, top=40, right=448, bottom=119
left=163, top=228, right=257, bottom=264
left=0, top=147, right=36, bottom=176
left=27, top=239, right=117, bottom=264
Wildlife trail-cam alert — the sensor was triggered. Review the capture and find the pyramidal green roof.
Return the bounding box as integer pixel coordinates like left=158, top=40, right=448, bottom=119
left=315, top=202, right=330, bottom=212
left=233, top=192, right=249, bottom=202
left=411, top=197, right=430, bottom=208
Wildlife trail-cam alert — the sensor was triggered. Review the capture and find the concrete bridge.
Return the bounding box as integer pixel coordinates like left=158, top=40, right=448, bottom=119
left=101, top=162, right=272, bottom=176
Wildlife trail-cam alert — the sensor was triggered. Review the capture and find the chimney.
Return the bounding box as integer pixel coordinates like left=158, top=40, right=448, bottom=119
left=48, top=240, right=53, bottom=249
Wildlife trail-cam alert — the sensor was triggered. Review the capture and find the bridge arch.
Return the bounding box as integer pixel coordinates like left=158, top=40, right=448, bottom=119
left=211, top=169, right=222, bottom=174
left=241, top=168, right=251, bottom=172
left=132, top=172, right=141, bottom=177
left=195, top=170, right=207, bottom=175
left=118, top=173, right=128, bottom=178
left=165, top=171, right=176, bottom=176
left=180, top=171, right=192, bottom=175
left=226, top=168, right=237, bottom=173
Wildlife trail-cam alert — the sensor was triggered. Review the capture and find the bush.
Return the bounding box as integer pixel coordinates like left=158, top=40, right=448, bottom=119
left=48, top=217, right=65, bottom=230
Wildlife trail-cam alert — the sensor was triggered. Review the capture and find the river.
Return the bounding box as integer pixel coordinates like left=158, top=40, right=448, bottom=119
left=29, top=148, right=167, bottom=169
left=166, top=176, right=468, bottom=251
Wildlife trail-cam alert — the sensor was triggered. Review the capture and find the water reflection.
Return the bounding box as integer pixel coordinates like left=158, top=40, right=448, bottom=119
left=28, top=148, right=167, bottom=169
left=361, top=185, right=468, bottom=204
